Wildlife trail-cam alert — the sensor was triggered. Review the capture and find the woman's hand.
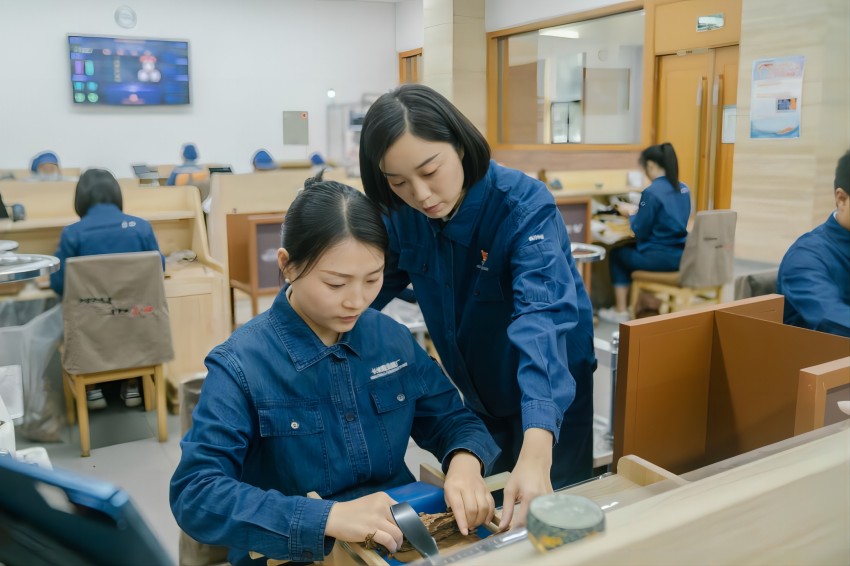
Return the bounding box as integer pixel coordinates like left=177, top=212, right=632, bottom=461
left=444, top=451, right=495, bottom=535
left=498, top=428, right=554, bottom=530
left=615, top=202, right=639, bottom=217
left=324, top=492, right=404, bottom=554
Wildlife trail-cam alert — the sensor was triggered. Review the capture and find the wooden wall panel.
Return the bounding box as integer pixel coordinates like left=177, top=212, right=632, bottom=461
left=731, top=0, right=850, bottom=262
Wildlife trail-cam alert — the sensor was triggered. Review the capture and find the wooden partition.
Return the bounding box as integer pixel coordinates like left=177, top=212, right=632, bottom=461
left=794, top=357, right=850, bottom=435
left=227, top=213, right=286, bottom=317
left=0, top=168, right=81, bottom=180
left=613, top=295, right=850, bottom=474
left=0, top=181, right=229, bottom=408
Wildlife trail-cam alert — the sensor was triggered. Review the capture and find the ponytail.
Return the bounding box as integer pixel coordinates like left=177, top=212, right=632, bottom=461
left=639, top=142, right=681, bottom=191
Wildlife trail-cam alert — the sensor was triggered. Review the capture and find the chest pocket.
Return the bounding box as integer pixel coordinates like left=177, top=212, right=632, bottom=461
left=368, top=370, right=427, bottom=414
left=257, top=404, right=324, bottom=437
left=398, top=245, right=437, bottom=282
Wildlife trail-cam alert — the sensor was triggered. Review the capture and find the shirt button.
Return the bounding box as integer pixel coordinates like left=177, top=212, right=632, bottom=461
left=290, top=421, right=300, bottom=430
left=302, top=551, right=313, bottom=560
left=345, top=412, right=356, bottom=422
left=396, top=393, right=406, bottom=402
left=473, top=290, right=480, bottom=296
left=421, top=264, right=428, bottom=273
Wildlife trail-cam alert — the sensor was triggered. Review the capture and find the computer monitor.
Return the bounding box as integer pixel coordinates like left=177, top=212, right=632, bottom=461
left=208, top=166, right=233, bottom=175
left=0, top=454, right=171, bottom=566
left=131, top=164, right=160, bottom=180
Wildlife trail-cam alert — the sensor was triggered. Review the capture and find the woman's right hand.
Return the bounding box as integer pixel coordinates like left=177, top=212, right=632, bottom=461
left=324, top=492, right=404, bottom=554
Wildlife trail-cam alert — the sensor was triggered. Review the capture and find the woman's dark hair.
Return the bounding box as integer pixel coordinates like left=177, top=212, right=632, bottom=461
left=359, top=84, right=491, bottom=209
left=834, top=150, right=850, bottom=192
left=639, top=142, right=680, bottom=191
left=74, top=168, right=123, bottom=217
left=280, top=172, right=388, bottom=280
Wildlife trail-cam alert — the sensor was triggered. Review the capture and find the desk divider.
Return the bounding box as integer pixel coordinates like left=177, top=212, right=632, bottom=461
left=614, top=294, right=850, bottom=475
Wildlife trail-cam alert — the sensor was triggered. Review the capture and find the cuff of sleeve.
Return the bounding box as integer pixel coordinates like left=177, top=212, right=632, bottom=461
left=521, top=400, right=564, bottom=444
left=440, top=438, right=501, bottom=478
left=288, top=497, right=335, bottom=563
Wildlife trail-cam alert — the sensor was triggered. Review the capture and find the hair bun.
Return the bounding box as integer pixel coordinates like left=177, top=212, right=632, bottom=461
left=303, top=168, right=328, bottom=190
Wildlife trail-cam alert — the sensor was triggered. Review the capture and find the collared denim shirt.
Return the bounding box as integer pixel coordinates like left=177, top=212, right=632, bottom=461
left=630, top=175, right=691, bottom=254
left=170, top=291, right=500, bottom=565
left=49, top=203, right=165, bottom=296
left=373, top=161, right=596, bottom=443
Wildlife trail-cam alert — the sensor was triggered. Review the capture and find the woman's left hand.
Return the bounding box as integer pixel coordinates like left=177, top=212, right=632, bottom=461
left=444, top=451, right=495, bottom=535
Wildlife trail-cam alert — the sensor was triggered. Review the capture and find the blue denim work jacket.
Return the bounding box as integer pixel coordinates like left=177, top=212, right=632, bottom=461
left=50, top=203, right=164, bottom=296
left=373, top=162, right=596, bottom=443
left=630, top=175, right=691, bottom=254
left=170, top=291, right=500, bottom=564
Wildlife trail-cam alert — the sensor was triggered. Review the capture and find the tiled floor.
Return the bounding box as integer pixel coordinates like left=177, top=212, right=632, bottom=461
left=11, top=259, right=777, bottom=565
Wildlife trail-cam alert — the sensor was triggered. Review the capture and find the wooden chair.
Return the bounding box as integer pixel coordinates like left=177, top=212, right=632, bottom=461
left=61, top=252, right=174, bottom=457
left=226, top=213, right=285, bottom=321
left=630, top=210, right=737, bottom=315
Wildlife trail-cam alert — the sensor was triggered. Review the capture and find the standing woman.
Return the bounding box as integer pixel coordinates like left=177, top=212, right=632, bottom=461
left=359, top=84, right=596, bottom=528
left=597, top=143, right=691, bottom=323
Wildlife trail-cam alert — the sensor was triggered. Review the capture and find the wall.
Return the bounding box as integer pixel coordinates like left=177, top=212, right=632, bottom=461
left=396, top=0, right=424, bottom=52
left=731, top=0, right=850, bottom=262
left=485, top=0, right=623, bottom=31
left=0, top=0, right=398, bottom=176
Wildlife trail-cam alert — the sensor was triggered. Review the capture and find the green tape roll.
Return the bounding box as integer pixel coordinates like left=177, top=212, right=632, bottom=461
left=527, top=493, right=605, bottom=553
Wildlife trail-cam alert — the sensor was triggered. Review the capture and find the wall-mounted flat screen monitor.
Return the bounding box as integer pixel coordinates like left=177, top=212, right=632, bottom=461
left=68, top=35, right=190, bottom=106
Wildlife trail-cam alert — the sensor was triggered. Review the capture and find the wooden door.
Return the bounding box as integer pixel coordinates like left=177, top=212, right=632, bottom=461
left=657, top=51, right=711, bottom=211
left=710, top=45, right=738, bottom=210
left=657, top=46, right=739, bottom=211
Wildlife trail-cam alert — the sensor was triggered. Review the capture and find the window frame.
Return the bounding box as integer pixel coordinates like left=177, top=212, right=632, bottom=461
left=485, top=0, right=652, bottom=152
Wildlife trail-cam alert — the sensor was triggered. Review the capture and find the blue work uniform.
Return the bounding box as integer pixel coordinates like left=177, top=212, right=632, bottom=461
left=170, top=290, right=500, bottom=565
left=373, top=161, right=596, bottom=488
left=165, top=161, right=203, bottom=186
left=777, top=212, right=850, bottom=337
left=609, top=175, right=691, bottom=285
left=50, top=203, right=164, bottom=296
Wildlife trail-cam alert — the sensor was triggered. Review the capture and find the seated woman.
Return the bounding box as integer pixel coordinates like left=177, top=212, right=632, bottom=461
left=50, top=168, right=165, bottom=409
left=26, top=151, right=76, bottom=182
left=170, top=175, right=500, bottom=565
left=598, top=143, right=691, bottom=323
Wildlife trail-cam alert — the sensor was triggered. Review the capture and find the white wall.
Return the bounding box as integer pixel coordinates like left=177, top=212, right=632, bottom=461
left=0, top=0, right=398, bottom=176
left=485, top=0, right=623, bottom=31
left=396, top=0, right=424, bottom=52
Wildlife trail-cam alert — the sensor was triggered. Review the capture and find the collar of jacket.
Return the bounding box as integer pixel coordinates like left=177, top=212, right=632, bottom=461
left=267, top=288, right=362, bottom=371
left=826, top=212, right=850, bottom=256
left=426, top=162, right=494, bottom=246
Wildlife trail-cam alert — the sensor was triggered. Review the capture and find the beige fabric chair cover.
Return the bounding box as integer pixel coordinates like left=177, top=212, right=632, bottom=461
left=733, top=268, right=779, bottom=300
left=62, top=251, right=174, bottom=375
left=679, top=210, right=737, bottom=288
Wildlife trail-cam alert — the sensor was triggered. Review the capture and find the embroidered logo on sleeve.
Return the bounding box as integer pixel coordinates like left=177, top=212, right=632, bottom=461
left=370, top=359, right=409, bottom=379
left=528, top=234, right=544, bottom=242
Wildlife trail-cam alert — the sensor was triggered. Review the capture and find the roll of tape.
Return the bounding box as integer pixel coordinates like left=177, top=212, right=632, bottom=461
left=527, top=493, right=605, bottom=553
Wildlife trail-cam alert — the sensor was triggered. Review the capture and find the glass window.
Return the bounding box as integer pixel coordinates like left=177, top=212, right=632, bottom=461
left=496, top=10, right=644, bottom=145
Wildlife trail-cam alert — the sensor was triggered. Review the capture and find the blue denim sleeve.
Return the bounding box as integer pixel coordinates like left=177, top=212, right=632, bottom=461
left=507, top=203, right=582, bottom=442
left=407, top=335, right=501, bottom=476
left=141, top=222, right=166, bottom=270
left=778, top=239, right=850, bottom=337
left=50, top=226, right=79, bottom=296
left=169, top=349, right=335, bottom=562
left=630, top=189, right=659, bottom=240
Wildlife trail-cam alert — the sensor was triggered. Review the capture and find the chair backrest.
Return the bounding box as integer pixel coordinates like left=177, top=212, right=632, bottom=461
left=62, top=251, right=174, bottom=375
left=733, top=268, right=779, bottom=300
left=679, top=210, right=737, bottom=288
left=175, top=171, right=212, bottom=202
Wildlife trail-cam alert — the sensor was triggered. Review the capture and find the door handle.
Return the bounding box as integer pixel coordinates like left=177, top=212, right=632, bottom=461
left=707, top=75, right=722, bottom=209
left=693, top=76, right=706, bottom=203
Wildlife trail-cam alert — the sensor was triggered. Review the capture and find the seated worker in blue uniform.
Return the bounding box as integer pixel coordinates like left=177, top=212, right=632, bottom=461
left=777, top=150, right=850, bottom=337
left=170, top=176, right=500, bottom=566
left=598, top=142, right=691, bottom=323
left=50, top=168, right=165, bottom=409
left=251, top=148, right=277, bottom=171
left=26, top=151, right=76, bottom=182
left=165, top=142, right=203, bottom=185
left=359, top=84, right=596, bottom=529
